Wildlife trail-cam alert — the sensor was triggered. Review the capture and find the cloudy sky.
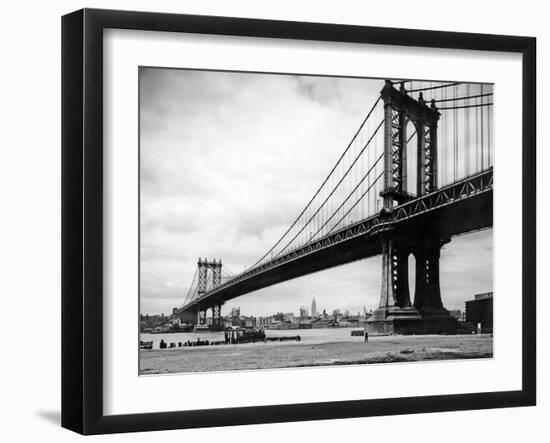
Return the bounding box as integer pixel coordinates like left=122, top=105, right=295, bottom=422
left=139, top=68, right=493, bottom=316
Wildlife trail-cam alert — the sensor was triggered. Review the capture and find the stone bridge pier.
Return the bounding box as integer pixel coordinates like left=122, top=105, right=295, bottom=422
left=174, top=301, right=225, bottom=331
left=196, top=302, right=225, bottom=329
left=366, top=228, right=457, bottom=334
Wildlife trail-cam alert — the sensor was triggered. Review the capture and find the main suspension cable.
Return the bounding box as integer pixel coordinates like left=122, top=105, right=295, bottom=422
left=275, top=119, right=384, bottom=257
left=438, top=102, right=493, bottom=110
left=181, top=267, right=199, bottom=307
left=433, top=92, right=493, bottom=103
left=247, top=96, right=383, bottom=270
left=326, top=171, right=385, bottom=236
left=407, top=82, right=461, bottom=93
left=308, top=154, right=384, bottom=243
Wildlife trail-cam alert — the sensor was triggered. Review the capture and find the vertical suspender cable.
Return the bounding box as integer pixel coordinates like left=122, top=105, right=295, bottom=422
left=341, top=150, right=344, bottom=226
left=464, top=83, right=470, bottom=176
left=345, top=140, right=349, bottom=226
left=487, top=86, right=494, bottom=167
left=453, top=84, right=458, bottom=182
left=358, top=130, right=364, bottom=223
left=367, top=118, right=371, bottom=217
left=475, top=87, right=480, bottom=173
left=480, top=84, right=485, bottom=171
left=438, top=83, right=442, bottom=185
left=340, top=142, right=344, bottom=231
left=442, top=85, right=447, bottom=185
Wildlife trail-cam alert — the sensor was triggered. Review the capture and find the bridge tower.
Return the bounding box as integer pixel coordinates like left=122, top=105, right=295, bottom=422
left=367, top=81, right=456, bottom=333
left=195, top=258, right=224, bottom=330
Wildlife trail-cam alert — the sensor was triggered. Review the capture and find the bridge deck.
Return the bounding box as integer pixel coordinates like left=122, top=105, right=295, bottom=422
left=176, top=168, right=493, bottom=313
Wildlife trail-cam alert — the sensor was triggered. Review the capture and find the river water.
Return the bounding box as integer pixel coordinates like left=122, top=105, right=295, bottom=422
left=140, top=327, right=364, bottom=350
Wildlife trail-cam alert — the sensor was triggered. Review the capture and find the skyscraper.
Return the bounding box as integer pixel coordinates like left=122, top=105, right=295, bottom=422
left=311, top=297, right=317, bottom=317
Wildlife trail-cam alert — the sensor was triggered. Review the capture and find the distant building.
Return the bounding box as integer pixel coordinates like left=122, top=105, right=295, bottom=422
left=140, top=313, right=173, bottom=331
left=257, top=316, right=272, bottom=328
left=153, top=325, right=170, bottom=333
left=474, top=292, right=493, bottom=301
left=311, top=298, right=317, bottom=317
left=311, top=319, right=330, bottom=328
left=270, top=321, right=299, bottom=330
left=230, top=307, right=241, bottom=318
left=284, top=312, right=295, bottom=323
left=299, top=306, right=308, bottom=318
left=333, top=310, right=343, bottom=322
left=465, top=292, right=493, bottom=328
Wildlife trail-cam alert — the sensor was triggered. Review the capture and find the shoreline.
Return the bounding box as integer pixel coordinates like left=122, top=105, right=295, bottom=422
left=139, top=334, right=493, bottom=374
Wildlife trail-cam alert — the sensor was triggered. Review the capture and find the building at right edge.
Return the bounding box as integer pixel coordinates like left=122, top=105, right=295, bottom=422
left=465, top=292, right=493, bottom=331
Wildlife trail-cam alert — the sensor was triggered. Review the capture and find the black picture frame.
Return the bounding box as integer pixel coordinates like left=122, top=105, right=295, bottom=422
left=62, top=8, right=536, bottom=435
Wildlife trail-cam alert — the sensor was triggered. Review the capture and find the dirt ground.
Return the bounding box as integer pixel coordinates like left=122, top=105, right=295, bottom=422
left=139, top=333, right=493, bottom=374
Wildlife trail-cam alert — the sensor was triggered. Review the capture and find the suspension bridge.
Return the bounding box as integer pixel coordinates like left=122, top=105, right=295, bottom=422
left=172, top=79, right=494, bottom=333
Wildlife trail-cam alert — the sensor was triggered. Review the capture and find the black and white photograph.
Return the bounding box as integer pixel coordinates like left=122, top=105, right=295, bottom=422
left=0, top=0, right=544, bottom=439
left=138, top=69, right=494, bottom=375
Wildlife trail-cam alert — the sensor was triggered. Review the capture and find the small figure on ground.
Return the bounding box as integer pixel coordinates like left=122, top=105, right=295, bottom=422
left=364, top=331, right=369, bottom=343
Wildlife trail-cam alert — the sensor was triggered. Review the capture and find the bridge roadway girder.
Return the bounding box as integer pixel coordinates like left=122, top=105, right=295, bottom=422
left=174, top=298, right=226, bottom=326
left=180, top=184, right=492, bottom=312
left=199, top=195, right=490, bottom=309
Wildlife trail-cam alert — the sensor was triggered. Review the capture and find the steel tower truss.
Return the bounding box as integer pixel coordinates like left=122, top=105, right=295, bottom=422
left=371, top=81, right=449, bottom=332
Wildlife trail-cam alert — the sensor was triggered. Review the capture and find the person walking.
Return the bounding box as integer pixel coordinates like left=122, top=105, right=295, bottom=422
left=364, top=330, right=369, bottom=343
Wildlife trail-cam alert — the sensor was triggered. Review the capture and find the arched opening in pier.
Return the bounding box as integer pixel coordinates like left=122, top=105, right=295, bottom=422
left=408, top=252, right=416, bottom=306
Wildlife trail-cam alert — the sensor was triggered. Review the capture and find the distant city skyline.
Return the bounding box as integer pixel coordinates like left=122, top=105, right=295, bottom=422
left=140, top=68, right=493, bottom=318
left=182, top=299, right=370, bottom=320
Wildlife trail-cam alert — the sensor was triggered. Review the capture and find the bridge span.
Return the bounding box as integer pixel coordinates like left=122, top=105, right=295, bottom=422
left=173, top=79, right=494, bottom=333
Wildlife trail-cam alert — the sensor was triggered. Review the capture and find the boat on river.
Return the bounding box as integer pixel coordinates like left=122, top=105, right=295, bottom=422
left=139, top=340, right=153, bottom=350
